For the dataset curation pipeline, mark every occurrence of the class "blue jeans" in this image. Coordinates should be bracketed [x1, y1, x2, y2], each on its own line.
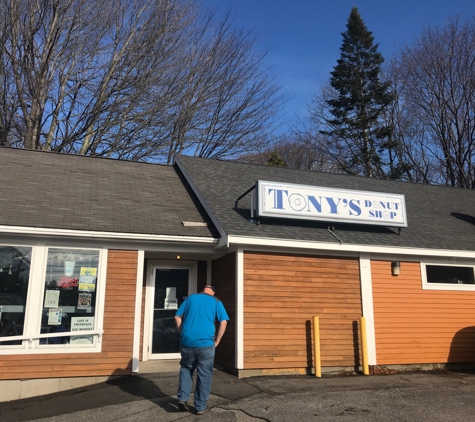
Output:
[177, 344, 215, 411]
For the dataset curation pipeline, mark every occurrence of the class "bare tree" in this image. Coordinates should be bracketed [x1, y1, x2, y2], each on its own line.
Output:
[0, 0, 283, 162]
[379, 62, 440, 184]
[394, 16, 475, 187]
[165, 10, 283, 163]
[237, 132, 337, 172]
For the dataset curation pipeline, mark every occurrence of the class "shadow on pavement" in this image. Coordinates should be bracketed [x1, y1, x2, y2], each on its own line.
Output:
[0, 372, 180, 422]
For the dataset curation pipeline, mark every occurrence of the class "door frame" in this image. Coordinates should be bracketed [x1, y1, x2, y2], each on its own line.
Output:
[143, 260, 197, 360]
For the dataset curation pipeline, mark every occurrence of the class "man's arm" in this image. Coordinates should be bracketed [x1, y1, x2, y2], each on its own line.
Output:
[214, 320, 227, 347]
[175, 315, 183, 334]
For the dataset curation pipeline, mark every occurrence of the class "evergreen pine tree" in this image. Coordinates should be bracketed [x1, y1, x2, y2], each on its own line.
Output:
[267, 151, 287, 168]
[321, 7, 396, 178]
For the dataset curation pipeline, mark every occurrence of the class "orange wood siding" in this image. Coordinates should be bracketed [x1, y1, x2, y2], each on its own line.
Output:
[0, 250, 138, 380]
[243, 252, 362, 370]
[372, 260, 475, 365]
[212, 253, 236, 368]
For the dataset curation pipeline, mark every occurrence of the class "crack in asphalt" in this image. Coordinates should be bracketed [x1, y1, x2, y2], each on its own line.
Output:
[225, 407, 271, 421]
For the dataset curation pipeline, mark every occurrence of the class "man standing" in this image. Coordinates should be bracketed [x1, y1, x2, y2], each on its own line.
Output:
[174, 284, 229, 415]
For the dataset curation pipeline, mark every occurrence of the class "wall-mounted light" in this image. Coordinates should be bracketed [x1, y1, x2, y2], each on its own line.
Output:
[176, 255, 181, 260]
[391, 261, 400, 276]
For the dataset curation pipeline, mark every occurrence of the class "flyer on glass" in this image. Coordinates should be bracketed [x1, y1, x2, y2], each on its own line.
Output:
[70, 316, 95, 344]
[44, 290, 60, 308]
[48, 308, 62, 325]
[78, 267, 97, 292]
[77, 292, 92, 310]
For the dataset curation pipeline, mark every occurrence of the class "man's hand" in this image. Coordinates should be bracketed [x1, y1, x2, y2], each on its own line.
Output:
[174, 315, 183, 334]
[214, 320, 227, 348]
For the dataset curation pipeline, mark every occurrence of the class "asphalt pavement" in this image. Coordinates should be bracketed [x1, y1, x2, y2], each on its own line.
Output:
[2, 368, 475, 421]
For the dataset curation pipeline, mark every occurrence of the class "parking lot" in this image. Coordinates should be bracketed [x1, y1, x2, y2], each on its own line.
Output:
[2, 368, 475, 421]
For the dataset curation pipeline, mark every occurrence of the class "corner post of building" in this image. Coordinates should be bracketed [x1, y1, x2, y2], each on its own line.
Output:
[236, 248, 244, 371]
[359, 254, 377, 370]
[132, 250, 145, 373]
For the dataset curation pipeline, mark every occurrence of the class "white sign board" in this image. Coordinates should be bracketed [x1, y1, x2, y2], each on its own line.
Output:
[70, 316, 95, 345]
[257, 180, 407, 227]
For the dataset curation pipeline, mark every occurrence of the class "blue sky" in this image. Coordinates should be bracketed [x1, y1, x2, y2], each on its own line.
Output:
[201, 0, 475, 131]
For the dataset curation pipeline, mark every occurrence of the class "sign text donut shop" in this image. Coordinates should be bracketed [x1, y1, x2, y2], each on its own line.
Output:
[257, 181, 407, 227]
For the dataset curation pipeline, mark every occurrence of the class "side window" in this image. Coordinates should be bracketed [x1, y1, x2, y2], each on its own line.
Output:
[41, 248, 100, 346]
[426, 265, 474, 285]
[0, 246, 32, 345]
[422, 262, 475, 291]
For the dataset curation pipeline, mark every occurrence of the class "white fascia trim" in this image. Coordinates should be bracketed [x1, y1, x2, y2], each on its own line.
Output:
[174, 157, 229, 248]
[132, 250, 145, 373]
[0, 225, 218, 244]
[227, 235, 475, 259]
[359, 255, 376, 365]
[236, 248, 244, 369]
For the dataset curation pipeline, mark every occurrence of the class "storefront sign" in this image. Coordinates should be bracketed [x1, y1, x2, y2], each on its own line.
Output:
[257, 180, 407, 227]
[70, 316, 94, 344]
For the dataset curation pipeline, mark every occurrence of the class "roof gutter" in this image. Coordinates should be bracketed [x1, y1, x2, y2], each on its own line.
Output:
[0, 225, 218, 244]
[226, 235, 475, 259]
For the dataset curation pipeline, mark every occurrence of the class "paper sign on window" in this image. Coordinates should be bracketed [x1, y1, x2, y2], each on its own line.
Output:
[44, 290, 60, 308]
[48, 308, 62, 325]
[70, 316, 94, 344]
[164, 287, 178, 309]
[78, 267, 97, 292]
[77, 293, 92, 311]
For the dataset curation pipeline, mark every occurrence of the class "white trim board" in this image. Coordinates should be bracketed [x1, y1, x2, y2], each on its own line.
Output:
[132, 250, 145, 373]
[226, 235, 475, 259]
[236, 249, 244, 369]
[359, 255, 377, 365]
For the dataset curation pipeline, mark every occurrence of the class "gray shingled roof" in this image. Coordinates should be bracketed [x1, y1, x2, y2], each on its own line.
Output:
[0, 147, 218, 239]
[175, 155, 475, 251]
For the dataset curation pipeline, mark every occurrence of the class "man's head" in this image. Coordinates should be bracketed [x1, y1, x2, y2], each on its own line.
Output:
[203, 284, 215, 296]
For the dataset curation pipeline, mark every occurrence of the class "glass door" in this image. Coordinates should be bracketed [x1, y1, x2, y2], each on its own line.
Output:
[151, 268, 190, 356]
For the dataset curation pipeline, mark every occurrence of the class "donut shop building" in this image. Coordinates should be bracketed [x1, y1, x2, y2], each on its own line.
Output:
[2, 147, 475, 400]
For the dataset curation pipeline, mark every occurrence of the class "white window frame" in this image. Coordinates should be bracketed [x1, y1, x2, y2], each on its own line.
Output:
[0, 245, 107, 355]
[421, 258, 475, 292]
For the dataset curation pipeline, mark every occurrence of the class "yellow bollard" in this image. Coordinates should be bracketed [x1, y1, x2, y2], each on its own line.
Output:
[313, 316, 321, 377]
[360, 316, 369, 375]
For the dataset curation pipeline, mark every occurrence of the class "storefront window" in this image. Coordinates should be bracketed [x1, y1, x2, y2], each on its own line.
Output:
[41, 248, 100, 346]
[0, 246, 32, 345]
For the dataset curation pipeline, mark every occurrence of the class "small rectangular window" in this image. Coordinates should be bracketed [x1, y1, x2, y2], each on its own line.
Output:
[426, 265, 475, 285]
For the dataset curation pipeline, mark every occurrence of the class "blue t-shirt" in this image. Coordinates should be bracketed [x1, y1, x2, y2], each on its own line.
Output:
[176, 293, 229, 347]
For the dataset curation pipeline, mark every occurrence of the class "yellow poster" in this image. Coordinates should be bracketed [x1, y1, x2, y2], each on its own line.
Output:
[78, 267, 97, 292]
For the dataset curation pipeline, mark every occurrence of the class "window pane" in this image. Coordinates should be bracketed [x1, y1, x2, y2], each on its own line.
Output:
[426, 265, 475, 285]
[41, 248, 99, 345]
[0, 246, 32, 346]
